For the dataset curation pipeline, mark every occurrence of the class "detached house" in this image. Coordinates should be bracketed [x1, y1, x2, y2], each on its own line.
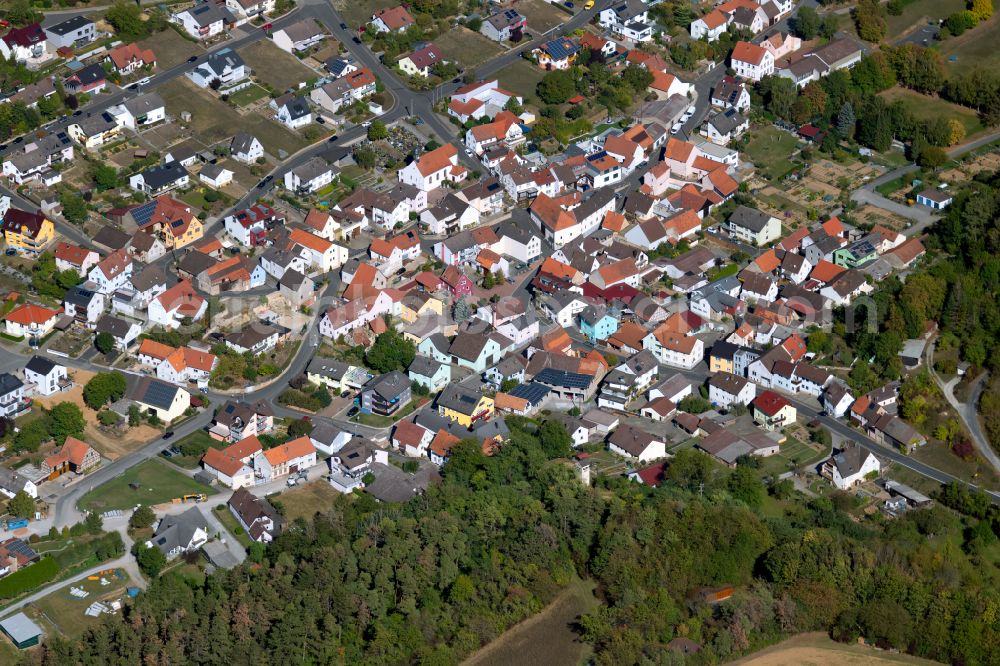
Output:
[371, 6, 415, 33]
[210, 400, 274, 442]
[2, 208, 54, 257]
[731, 41, 774, 81]
[186, 50, 248, 89]
[691, 9, 731, 41]
[173, 4, 228, 40]
[607, 425, 665, 462]
[399, 44, 443, 78]
[708, 371, 756, 409]
[727, 205, 781, 245]
[129, 161, 189, 195]
[44, 16, 96, 50]
[272, 20, 325, 53]
[283, 157, 334, 195]
[273, 94, 312, 129]
[481, 9, 526, 42]
[397, 144, 466, 192]
[230, 132, 264, 164]
[148, 279, 206, 329]
[87, 248, 133, 295]
[532, 37, 580, 70]
[105, 42, 156, 75]
[822, 443, 880, 489]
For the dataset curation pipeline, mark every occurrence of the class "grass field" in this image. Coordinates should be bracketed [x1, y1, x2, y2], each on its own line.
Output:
[938, 13, 1000, 74]
[517, 0, 572, 33]
[159, 78, 308, 158]
[743, 127, 801, 180]
[229, 83, 270, 107]
[277, 481, 342, 522]
[463, 577, 599, 666]
[434, 28, 504, 70]
[734, 631, 942, 665]
[29, 569, 132, 639]
[495, 59, 546, 104]
[80, 459, 214, 512]
[886, 0, 964, 41]
[138, 28, 202, 70]
[879, 87, 983, 139]
[756, 437, 827, 478]
[171, 430, 225, 469]
[240, 41, 317, 92]
[913, 440, 1000, 491]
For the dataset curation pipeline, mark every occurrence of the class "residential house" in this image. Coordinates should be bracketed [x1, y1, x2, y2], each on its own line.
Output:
[730, 41, 774, 81]
[148, 279, 207, 329]
[256, 436, 317, 482]
[64, 63, 106, 95]
[690, 9, 731, 41]
[399, 44, 443, 78]
[230, 132, 264, 164]
[711, 76, 751, 111]
[2, 208, 54, 257]
[223, 322, 285, 355]
[702, 108, 749, 145]
[361, 371, 412, 416]
[173, 4, 228, 40]
[272, 20, 325, 53]
[44, 16, 96, 49]
[0, 373, 27, 418]
[397, 144, 466, 192]
[224, 203, 281, 247]
[23, 356, 67, 397]
[110, 92, 166, 130]
[599, 0, 655, 42]
[147, 508, 208, 559]
[0, 23, 47, 64]
[289, 228, 348, 272]
[437, 383, 494, 428]
[532, 37, 580, 70]
[95, 314, 142, 351]
[128, 161, 189, 195]
[87, 248, 133, 295]
[822, 443, 880, 489]
[228, 487, 282, 542]
[225, 0, 275, 24]
[408, 356, 450, 392]
[63, 285, 104, 327]
[751, 390, 795, 431]
[283, 157, 334, 195]
[310, 67, 377, 113]
[130, 376, 190, 422]
[186, 50, 248, 89]
[273, 94, 312, 129]
[4, 304, 61, 339]
[209, 400, 274, 442]
[708, 371, 755, 409]
[916, 189, 952, 210]
[481, 9, 526, 41]
[40, 436, 99, 479]
[727, 205, 781, 245]
[823, 382, 854, 419]
[371, 6, 415, 33]
[105, 42, 156, 75]
[607, 425, 665, 462]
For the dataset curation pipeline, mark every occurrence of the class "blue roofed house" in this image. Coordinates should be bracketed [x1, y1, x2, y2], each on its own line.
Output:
[417, 333, 451, 364]
[578, 304, 619, 344]
[408, 355, 450, 392]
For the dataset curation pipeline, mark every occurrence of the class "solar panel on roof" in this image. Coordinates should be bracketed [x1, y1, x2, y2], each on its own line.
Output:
[141, 380, 177, 409]
[535, 368, 592, 389]
[509, 382, 550, 404]
[131, 200, 157, 228]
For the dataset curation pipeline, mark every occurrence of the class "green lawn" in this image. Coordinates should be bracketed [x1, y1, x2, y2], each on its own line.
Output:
[495, 59, 547, 104]
[743, 126, 801, 181]
[212, 507, 252, 548]
[229, 83, 269, 107]
[80, 460, 214, 512]
[172, 430, 225, 469]
[939, 13, 1000, 75]
[879, 87, 983, 139]
[885, 0, 965, 40]
[875, 176, 909, 196]
[756, 437, 826, 478]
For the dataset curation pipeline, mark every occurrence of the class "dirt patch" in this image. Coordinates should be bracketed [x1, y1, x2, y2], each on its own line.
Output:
[462, 578, 599, 666]
[30, 369, 160, 461]
[239, 40, 318, 92]
[852, 204, 911, 232]
[733, 632, 941, 665]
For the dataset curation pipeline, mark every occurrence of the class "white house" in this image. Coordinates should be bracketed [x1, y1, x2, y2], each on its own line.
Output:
[272, 20, 325, 53]
[731, 41, 774, 82]
[273, 95, 312, 129]
[225, 0, 275, 24]
[398, 44, 443, 78]
[283, 157, 334, 195]
[690, 9, 731, 41]
[109, 93, 166, 130]
[199, 163, 234, 189]
[148, 280, 207, 329]
[728, 205, 781, 246]
[254, 436, 317, 481]
[708, 371, 756, 409]
[87, 249, 133, 295]
[172, 4, 227, 40]
[607, 425, 666, 463]
[230, 132, 264, 164]
[186, 50, 248, 89]
[701, 108, 749, 145]
[23, 356, 67, 397]
[822, 444, 880, 489]
[397, 144, 466, 192]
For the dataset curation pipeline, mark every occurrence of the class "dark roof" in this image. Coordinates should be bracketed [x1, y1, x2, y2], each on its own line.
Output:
[96, 314, 133, 338]
[436, 384, 483, 415]
[1, 208, 46, 237]
[364, 370, 410, 401]
[46, 15, 94, 36]
[24, 354, 57, 375]
[131, 376, 181, 410]
[0, 372, 24, 395]
[137, 161, 187, 190]
[131, 263, 167, 292]
[728, 205, 773, 233]
[68, 63, 106, 86]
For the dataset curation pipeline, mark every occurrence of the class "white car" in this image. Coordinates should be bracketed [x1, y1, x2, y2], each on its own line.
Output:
[361, 121, 371, 128]
[671, 124, 682, 135]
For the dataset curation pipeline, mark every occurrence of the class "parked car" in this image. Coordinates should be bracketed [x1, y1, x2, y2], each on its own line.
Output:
[340, 390, 351, 398]
[564, 1, 574, 7]
[188, 55, 198, 62]
[347, 406, 359, 417]
[162, 431, 175, 440]
[340, 22, 347, 29]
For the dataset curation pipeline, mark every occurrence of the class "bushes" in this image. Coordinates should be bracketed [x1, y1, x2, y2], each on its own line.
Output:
[0, 557, 59, 599]
[278, 385, 331, 412]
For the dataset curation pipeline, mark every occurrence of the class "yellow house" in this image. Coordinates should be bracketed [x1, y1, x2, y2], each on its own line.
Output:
[437, 385, 495, 428]
[399, 291, 445, 323]
[709, 341, 739, 375]
[2, 208, 54, 256]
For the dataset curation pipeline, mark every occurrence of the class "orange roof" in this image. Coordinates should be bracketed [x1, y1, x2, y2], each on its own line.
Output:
[262, 436, 315, 466]
[602, 210, 628, 232]
[810, 259, 845, 283]
[414, 144, 457, 177]
[155, 279, 204, 316]
[531, 192, 576, 231]
[183, 347, 216, 372]
[664, 210, 701, 237]
[164, 347, 185, 373]
[350, 262, 381, 287]
[44, 436, 93, 470]
[494, 392, 529, 412]
[540, 257, 578, 281]
[194, 237, 223, 255]
[604, 135, 640, 161]
[430, 429, 460, 458]
[650, 69, 678, 94]
[93, 248, 130, 280]
[477, 248, 501, 269]
[53, 242, 93, 267]
[148, 196, 196, 238]
[304, 209, 331, 233]
[201, 446, 245, 477]
[706, 168, 738, 197]
[138, 338, 176, 360]
[754, 249, 781, 273]
[731, 322, 753, 341]
[541, 328, 572, 353]
[108, 42, 155, 70]
[6, 303, 61, 325]
[289, 227, 332, 253]
[851, 395, 871, 415]
[374, 5, 414, 30]
[693, 156, 727, 173]
[821, 217, 844, 237]
[583, 349, 609, 372]
[732, 41, 767, 66]
[781, 334, 807, 362]
[597, 257, 638, 285]
[224, 435, 263, 460]
[664, 138, 694, 163]
[778, 227, 809, 251]
[700, 8, 729, 30]
[370, 238, 395, 257]
[608, 321, 647, 350]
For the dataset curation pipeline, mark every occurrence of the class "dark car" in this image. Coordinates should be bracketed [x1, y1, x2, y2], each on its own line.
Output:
[12, 137, 22, 144]
[340, 390, 351, 398]
[0, 144, 6, 151]
[72, 110, 83, 116]
[564, 1, 574, 6]
[162, 431, 175, 440]
[327, 134, 339, 142]
[347, 406, 359, 417]
[352, 36, 361, 44]
[188, 55, 198, 62]
[340, 22, 347, 29]
[127, 84, 138, 91]
[315, 116, 325, 124]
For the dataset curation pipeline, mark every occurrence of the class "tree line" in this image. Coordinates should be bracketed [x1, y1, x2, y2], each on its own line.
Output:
[28, 412, 1000, 665]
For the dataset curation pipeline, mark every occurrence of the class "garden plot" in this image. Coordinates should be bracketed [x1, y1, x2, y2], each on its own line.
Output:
[852, 204, 911, 232]
[807, 158, 884, 192]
